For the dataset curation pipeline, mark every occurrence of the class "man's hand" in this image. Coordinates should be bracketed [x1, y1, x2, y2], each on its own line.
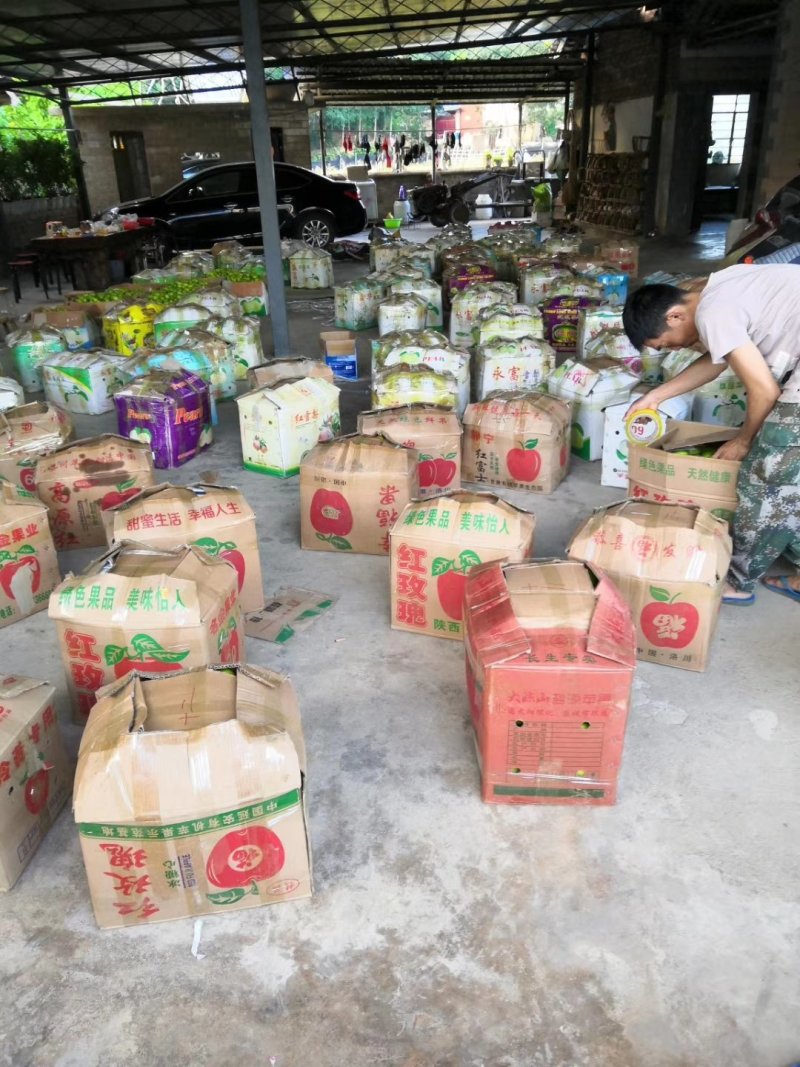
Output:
[714, 436, 751, 462]
[626, 391, 661, 417]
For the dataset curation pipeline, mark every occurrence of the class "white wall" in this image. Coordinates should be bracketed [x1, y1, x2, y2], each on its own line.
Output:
[591, 96, 653, 153]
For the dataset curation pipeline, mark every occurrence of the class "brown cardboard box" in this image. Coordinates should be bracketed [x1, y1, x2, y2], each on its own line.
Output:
[73, 665, 311, 929]
[390, 491, 535, 640]
[35, 434, 155, 550]
[568, 500, 732, 672]
[358, 405, 463, 499]
[0, 483, 60, 629]
[462, 391, 571, 493]
[0, 402, 73, 493]
[103, 483, 265, 613]
[628, 421, 741, 523]
[0, 675, 72, 891]
[319, 330, 356, 357]
[464, 559, 636, 805]
[247, 358, 334, 390]
[49, 542, 244, 723]
[300, 434, 419, 556]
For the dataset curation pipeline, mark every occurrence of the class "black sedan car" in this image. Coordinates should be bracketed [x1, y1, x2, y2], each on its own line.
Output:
[99, 161, 367, 253]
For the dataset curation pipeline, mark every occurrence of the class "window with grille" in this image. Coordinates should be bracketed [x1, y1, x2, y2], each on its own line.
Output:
[709, 94, 750, 166]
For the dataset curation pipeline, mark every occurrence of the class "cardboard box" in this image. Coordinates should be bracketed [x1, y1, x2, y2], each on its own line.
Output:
[102, 303, 160, 355]
[0, 483, 60, 628]
[389, 277, 443, 328]
[0, 378, 24, 413]
[577, 305, 624, 358]
[464, 559, 636, 805]
[289, 248, 334, 289]
[568, 501, 731, 671]
[30, 304, 97, 350]
[473, 304, 545, 346]
[372, 330, 470, 415]
[42, 350, 131, 415]
[248, 358, 334, 391]
[0, 402, 73, 493]
[114, 370, 213, 469]
[36, 435, 156, 550]
[462, 391, 572, 493]
[152, 303, 213, 342]
[103, 483, 265, 613]
[0, 675, 72, 891]
[540, 296, 603, 356]
[223, 278, 269, 317]
[378, 294, 428, 337]
[334, 280, 382, 331]
[390, 492, 535, 640]
[73, 665, 311, 928]
[628, 421, 741, 523]
[601, 387, 694, 489]
[50, 542, 244, 722]
[206, 316, 264, 381]
[319, 330, 358, 381]
[236, 377, 341, 479]
[546, 357, 640, 461]
[449, 283, 517, 349]
[300, 434, 419, 555]
[357, 404, 462, 498]
[582, 326, 643, 377]
[473, 337, 556, 401]
[693, 370, 747, 428]
[6, 327, 66, 392]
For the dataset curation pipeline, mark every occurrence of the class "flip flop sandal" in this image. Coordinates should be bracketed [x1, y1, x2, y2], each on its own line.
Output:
[722, 591, 756, 606]
[761, 576, 800, 603]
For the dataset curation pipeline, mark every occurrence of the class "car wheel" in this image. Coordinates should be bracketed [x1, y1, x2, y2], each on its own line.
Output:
[297, 212, 335, 250]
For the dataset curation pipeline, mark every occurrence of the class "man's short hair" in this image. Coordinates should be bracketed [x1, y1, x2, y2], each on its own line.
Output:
[622, 284, 687, 349]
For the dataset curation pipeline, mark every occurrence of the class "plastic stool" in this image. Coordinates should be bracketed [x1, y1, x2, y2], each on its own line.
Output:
[8, 257, 48, 302]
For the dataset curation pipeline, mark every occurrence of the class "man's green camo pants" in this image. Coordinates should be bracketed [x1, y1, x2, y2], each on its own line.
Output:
[729, 401, 800, 592]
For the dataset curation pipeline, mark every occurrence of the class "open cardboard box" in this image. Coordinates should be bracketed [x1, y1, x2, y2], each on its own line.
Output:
[73, 665, 312, 928]
[464, 558, 636, 805]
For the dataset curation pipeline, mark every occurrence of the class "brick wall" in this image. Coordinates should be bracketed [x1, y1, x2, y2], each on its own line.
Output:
[756, 0, 800, 204]
[73, 101, 311, 213]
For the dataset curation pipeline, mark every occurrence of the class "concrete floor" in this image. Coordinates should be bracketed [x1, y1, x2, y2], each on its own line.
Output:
[1, 222, 798, 1067]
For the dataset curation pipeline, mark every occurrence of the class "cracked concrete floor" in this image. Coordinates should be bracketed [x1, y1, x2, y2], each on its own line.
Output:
[0, 222, 797, 1067]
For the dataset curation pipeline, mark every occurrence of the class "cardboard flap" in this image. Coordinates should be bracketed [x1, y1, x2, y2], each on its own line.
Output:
[585, 568, 637, 668]
[304, 432, 417, 474]
[0, 674, 51, 700]
[504, 560, 596, 630]
[464, 561, 532, 665]
[659, 421, 739, 451]
[0, 482, 48, 514]
[465, 390, 571, 436]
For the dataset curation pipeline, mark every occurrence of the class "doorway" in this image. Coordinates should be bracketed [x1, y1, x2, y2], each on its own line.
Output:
[110, 131, 151, 202]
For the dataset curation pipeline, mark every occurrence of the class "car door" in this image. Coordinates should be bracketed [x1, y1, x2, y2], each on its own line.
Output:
[162, 167, 251, 246]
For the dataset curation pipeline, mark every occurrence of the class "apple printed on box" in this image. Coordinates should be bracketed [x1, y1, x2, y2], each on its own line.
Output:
[0, 402, 74, 493]
[568, 500, 732, 672]
[0, 483, 60, 630]
[390, 491, 535, 641]
[102, 482, 265, 613]
[73, 665, 311, 928]
[0, 675, 72, 891]
[35, 434, 155, 550]
[49, 542, 244, 723]
[462, 391, 572, 494]
[300, 434, 419, 556]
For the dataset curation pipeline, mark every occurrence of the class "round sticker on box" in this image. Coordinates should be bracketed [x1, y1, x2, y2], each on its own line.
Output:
[625, 407, 667, 445]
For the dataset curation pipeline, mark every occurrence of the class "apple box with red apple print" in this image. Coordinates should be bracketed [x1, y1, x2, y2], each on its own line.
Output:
[462, 391, 572, 494]
[0, 483, 60, 629]
[568, 500, 732, 672]
[0, 401, 73, 493]
[0, 675, 72, 891]
[391, 491, 535, 640]
[36, 434, 155, 550]
[73, 665, 311, 928]
[464, 559, 636, 806]
[101, 482, 265, 613]
[358, 404, 462, 500]
[300, 434, 419, 555]
[49, 542, 244, 723]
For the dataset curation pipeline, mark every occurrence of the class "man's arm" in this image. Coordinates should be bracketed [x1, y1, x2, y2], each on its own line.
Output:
[627, 352, 727, 416]
[715, 342, 781, 461]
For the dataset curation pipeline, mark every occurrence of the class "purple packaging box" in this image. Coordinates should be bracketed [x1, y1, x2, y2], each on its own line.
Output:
[541, 296, 602, 355]
[114, 369, 212, 468]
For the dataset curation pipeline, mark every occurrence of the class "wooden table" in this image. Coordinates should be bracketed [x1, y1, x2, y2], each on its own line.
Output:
[29, 228, 153, 292]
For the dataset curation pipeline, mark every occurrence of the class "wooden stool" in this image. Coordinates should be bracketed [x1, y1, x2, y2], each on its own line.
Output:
[8, 256, 49, 302]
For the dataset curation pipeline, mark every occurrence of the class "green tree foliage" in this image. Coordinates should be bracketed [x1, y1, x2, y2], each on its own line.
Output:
[0, 93, 76, 198]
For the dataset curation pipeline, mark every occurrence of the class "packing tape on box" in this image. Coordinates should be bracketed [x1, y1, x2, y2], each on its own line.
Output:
[625, 407, 667, 446]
